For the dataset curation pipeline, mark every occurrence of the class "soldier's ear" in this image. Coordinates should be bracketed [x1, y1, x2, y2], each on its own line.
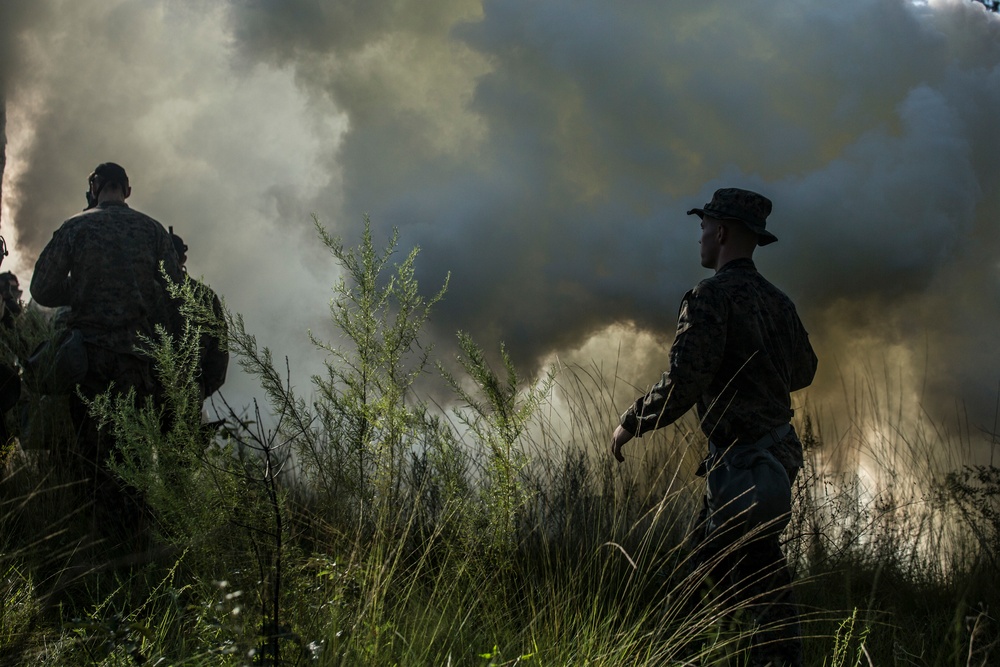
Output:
[124, 185, 132, 199]
[716, 222, 729, 244]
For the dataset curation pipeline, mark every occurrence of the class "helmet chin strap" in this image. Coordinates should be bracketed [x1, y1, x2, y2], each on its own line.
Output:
[90, 176, 108, 199]
[85, 176, 120, 209]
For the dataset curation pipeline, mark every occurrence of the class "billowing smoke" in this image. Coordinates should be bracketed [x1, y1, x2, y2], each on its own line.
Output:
[225, 0, 1000, 428]
[1, 95, 6, 230]
[0, 0, 49, 232]
[0, 2, 344, 406]
[3, 1, 1000, 442]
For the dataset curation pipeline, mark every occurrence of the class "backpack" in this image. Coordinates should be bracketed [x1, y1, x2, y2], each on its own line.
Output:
[23, 328, 88, 395]
[197, 286, 228, 398]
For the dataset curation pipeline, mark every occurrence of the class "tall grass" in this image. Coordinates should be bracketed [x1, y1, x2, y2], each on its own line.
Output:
[0, 218, 996, 665]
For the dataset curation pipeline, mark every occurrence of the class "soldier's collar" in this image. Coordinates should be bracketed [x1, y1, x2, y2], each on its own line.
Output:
[717, 257, 756, 274]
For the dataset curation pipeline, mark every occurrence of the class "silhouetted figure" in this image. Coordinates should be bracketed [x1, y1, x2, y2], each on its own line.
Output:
[611, 188, 817, 666]
[0, 271, 23, 450]
[30, 162, 183, 540]
[170, 230, 228, 404]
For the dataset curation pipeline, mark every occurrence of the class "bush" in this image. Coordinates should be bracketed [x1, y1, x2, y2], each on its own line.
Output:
[0, 217, 997, 665]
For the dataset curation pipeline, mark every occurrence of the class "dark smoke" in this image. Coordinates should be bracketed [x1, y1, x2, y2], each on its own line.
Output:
[3, 0, 1000, 436]
[226, 0, 1000, 425]
[0, 2, 341, 407]
[1, 94, 6, 231]
[0, 0, 48, 233]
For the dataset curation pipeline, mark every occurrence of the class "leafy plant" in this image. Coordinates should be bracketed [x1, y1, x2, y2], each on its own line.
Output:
[441, 332, 552, 556]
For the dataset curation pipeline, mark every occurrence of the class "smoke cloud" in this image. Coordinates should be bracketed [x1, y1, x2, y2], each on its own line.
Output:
[3, 0, 1000, 442]
[0, 0, 50, 230]
[1, 2, 345, 404]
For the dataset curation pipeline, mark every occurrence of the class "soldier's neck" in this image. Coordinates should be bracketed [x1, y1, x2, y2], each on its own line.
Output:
[97, 190, 127, 205]
[713, 249, 754, 273]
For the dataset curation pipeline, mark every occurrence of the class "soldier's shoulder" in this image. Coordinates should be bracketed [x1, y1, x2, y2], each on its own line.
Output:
[691, 272, 728, 298]
[58, 210, 95, 228]
[715, 264, 782, 294]
[62, 204, 136, 227]
[686, 275, 729, 311]
[45, 211, 94, 242]
[755, 272, 797, 305]
[129, 206, 162, 224]
[109, 207, 171, 239]
[135, 210, 171, 236]
[114, 204, 162, 225]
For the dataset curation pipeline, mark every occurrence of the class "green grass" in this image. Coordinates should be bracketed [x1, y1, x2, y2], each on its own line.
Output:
[0, 218, 997, 665]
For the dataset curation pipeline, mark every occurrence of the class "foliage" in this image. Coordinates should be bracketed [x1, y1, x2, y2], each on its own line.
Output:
[295, 215, 450, 532]
[440, 332, 553, 556]
[88, 276, 244, 552]
[0, 218, 997, 665]
[941, 464, 1000, 571]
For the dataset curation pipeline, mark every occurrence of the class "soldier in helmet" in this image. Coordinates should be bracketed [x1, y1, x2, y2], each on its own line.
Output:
[0, 271, 23, 450]
[170, 230, 228, 405]
[0, 272, 23, 327]
[30, 162, 183, 525]
[610, 188, 817, 666]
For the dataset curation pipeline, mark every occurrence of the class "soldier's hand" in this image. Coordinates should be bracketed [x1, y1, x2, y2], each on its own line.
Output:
[610, 425, 634, 463]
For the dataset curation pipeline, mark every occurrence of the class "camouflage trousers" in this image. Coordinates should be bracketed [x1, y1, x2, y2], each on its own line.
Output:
[70, 344, 158, 454]
[67, 345, 161, 547]
[691, 462, 803, 667]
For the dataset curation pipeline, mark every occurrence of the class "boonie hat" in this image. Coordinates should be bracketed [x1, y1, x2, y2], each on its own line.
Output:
[687, 187, 777, 246]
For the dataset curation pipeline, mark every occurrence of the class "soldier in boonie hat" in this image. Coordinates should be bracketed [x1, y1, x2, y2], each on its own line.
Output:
[611, 184, 815, 665]
[686, 187, 777, 246]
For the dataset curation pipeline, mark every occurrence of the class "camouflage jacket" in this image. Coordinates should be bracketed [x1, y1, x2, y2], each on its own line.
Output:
[620, 258, 817, 449]
[30, 201, 183, 355]
[188, 276, 229, 399]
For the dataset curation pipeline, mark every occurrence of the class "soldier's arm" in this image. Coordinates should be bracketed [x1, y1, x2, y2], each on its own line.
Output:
[29, 230, 72, 307]
[610, 424, 633, 462]
[619, 283, 727, 437]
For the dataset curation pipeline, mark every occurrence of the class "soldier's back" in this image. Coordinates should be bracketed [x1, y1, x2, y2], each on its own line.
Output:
[38, 202, 182, 353]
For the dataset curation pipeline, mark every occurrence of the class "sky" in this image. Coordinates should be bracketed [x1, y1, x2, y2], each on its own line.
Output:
[2, 0, 1000, 457]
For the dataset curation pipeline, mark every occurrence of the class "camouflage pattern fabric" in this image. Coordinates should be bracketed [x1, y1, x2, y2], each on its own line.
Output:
[620, 257, 816, 666]
[189, 277, 229, 400]
[28, 201, 179, 545]
[687, 187, 778, 245]
[66, 344, 156, 545]
[691, 447, 805, 666]
[30, 201, 183, 355]
[620, 257, 816, 450]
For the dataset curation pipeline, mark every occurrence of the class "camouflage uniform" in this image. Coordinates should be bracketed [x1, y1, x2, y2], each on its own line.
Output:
[0, 273, 23, 448]
[620, 257, 817, 666]
[30, 200, 182, 515]
[169, 231, 228, 403]
[31, 201, 182, 357]
[620, 258, 815, 453]
[187, 276, 229, 402]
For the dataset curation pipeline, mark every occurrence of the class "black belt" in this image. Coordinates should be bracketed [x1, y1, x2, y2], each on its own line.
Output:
[709, 423, 792, 457]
